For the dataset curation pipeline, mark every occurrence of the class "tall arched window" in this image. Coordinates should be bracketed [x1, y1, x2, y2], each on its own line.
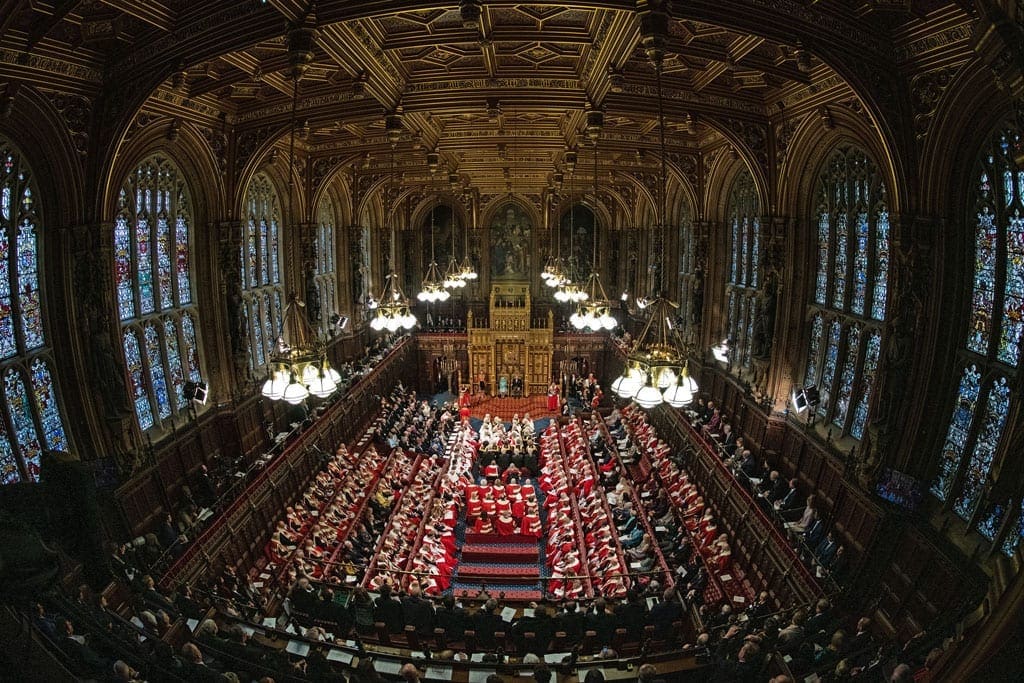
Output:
[725, 170, 760, 372]
[677, 202, 701, 329]
[933, 126, 1022, 553]
[803, 147, 889, 438]
[243, 174, 283, 371]
[115, 156, 202, 432]
[314, 199, 337, 334]
[0, 138, 71, 483]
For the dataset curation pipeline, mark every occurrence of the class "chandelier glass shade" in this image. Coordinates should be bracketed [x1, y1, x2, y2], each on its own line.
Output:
[443, 256, 466, 289]
[417, 260, 450, 303]
[570, 272, 618, 330]
[418, 206, 451, 302]
[262, 295, 340, 403]
[614, 296, 697, 409]
[371, 137, 417, 332]
[371, 272, 417, 332]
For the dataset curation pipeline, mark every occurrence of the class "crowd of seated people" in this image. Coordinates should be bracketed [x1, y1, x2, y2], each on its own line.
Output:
[682, 399, 852, 584]
[39, 386, 948, 682]
[607, 407, 742, 608]
[476, 413, 539, 476]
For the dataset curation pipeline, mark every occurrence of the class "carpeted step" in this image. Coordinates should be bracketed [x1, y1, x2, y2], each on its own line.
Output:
[461, 543, 541, 564]
[456, 562, 541, 585]
[450, 582, 543, 601]
[463, 532, 538, 545]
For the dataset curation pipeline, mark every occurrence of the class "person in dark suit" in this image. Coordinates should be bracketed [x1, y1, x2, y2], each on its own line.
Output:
[555, 602, 586, 643]
[402, 584, 436, 636]
[804, 598, 833, 645]
[614, 589, 648, 641]
[646, 588, 681, 641]
[472, 599, 503, 649]
[435, 595, 467, 641]
[802, 518, 826, 549]
[814, 532, 839, 568]
[774, 479, 799, 511]
[585, 598, 615, 645]
[374, 584, 405, 634]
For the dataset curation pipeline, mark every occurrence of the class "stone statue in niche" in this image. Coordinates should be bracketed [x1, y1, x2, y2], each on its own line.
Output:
[490, 203, 531, 278]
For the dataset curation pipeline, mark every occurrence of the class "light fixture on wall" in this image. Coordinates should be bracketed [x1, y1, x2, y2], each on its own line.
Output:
[370, 128, 417, 332]
[613, 46, 697, 409]
[571, 123, 617, 331]
[418, 204, 450, 303]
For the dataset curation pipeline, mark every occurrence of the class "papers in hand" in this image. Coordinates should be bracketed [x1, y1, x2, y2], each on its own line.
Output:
[500, 606, 517, 622]
[732, 595, 746, 603]
[285, 640, 310, 657]
[522, 608, 535, 618]
[720, 574, 733, 581]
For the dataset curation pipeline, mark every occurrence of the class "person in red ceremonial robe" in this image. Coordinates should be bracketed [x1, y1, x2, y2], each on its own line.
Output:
[495, 510, 516, 535]
[495, 492, 512, 516]
[522, 511, 542, 537]
[466, 490, 482, 523]
[474, 512, 494, 534]
[459, 387, 472, 420]
[484, 462, 500, 479]
[547, 382, 560, 412]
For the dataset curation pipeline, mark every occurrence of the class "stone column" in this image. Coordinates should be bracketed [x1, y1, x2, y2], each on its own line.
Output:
[218, 219, 250, 395]
[66, 222, 141, 471]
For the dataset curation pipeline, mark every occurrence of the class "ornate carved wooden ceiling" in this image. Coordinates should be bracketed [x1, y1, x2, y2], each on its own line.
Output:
[0, 0, 978, 200]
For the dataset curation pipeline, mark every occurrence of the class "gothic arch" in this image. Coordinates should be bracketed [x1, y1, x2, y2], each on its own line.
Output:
[918, 61, 1017, 218]
[0, 86, 85, 228]
[102, 118, 225, 229]
[480, 195, 542, 230]
[232, 126, 298, 220]
[780, 110, 900, 219]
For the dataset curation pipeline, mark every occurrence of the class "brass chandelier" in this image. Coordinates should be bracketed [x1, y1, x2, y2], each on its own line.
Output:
[612, 52, 697, 409]
[370, 126, 417, 332]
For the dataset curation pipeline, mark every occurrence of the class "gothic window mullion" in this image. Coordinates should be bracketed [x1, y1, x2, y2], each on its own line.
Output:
[844, 326, 870, 436]
[0, 381, 27, 482]
[827, 326, 851, 425]
[945, 378, 993, 514]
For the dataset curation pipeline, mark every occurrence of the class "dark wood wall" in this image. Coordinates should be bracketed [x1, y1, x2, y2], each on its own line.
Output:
[695, 364, 985, 640]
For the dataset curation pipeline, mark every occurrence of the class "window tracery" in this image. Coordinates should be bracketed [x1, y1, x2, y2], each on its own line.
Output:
[803, 147, 888, 437]
[0, 139, 70, 483]
[116, 156, 202, 432]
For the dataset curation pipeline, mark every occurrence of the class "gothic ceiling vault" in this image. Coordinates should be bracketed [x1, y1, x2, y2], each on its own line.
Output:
[0, 0, 985, 221]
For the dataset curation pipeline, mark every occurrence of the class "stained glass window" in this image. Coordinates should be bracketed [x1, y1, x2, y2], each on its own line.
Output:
[1002, 501, 1024, 556]
[977, 503, 1005, 541]
[805, 314, 824, 387]
[955, 377, 1011, 520]
[851, 331, 881, 439]
[124, 330, 153, 431]
[0, 138, 71, 484]
[818, 320, 842, 418]
[243, 174, 284, 372]
[5, 368, 41, 481]
[931, 365, 981, 500]
[726, 170, 761, 377]
[806, 147, 889, 437]
[117, 156, 202, 432]
[873, 210, 890, 320]
[936, 127, 1023, 544]
[314, 199, 338, 334]
[832, 327, 860, 428]
[815, 212, 829, 305]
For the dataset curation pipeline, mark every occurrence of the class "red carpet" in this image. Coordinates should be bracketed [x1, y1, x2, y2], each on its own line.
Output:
[468, 395, 551, 421]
